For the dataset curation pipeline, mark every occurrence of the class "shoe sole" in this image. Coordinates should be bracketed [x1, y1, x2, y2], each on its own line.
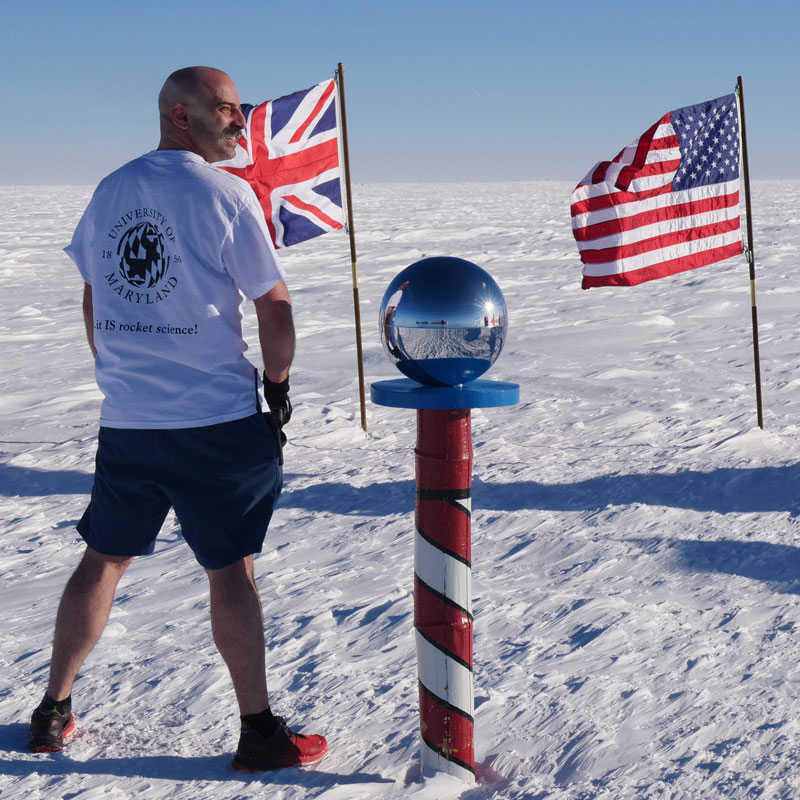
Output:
[231, 745, 328, 772]
[29, 715, 75, 753]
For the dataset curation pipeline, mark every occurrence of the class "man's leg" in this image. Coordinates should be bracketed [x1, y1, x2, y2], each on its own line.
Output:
[30, 546, 132, 752]
[206, 554, 269, 716]
[208, 555, 328, 771]
[47, 546, 133, 701]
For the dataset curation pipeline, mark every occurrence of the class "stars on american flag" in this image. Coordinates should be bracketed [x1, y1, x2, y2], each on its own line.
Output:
[672, 94, 740, 190]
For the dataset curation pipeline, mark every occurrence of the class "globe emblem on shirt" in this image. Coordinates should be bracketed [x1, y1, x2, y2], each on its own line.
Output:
[117, 222, 171, 288]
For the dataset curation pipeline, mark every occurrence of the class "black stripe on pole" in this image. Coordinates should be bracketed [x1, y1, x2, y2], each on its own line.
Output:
[418, 681, 475, 723]
[416, 628, 474, 671]
[415, 525, 472, 566]
[416, 575, 474, 620]
[416, 487, 472, 514]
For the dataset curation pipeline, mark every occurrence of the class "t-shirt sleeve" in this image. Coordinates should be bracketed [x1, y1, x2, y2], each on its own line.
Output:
[221, 193, 286, 299]
[63, 206, 93, 284]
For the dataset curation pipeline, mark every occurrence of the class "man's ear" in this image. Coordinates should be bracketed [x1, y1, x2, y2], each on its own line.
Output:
[170, 103, 190, 130]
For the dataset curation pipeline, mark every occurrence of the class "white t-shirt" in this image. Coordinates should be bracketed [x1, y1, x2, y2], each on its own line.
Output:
[65, 150, 285, 429]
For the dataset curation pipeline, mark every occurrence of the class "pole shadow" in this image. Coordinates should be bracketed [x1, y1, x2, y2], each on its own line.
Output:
[471, 463, 800, 516]
[276, 462, 800, 518]
[630, 537, 800, 594]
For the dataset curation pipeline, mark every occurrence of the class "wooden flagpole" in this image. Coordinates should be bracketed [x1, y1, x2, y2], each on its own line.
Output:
[736, 75, 764, 429]
[336, 62, 368, 432]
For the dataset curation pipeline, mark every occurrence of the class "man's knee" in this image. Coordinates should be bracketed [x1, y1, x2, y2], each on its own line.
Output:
[71, 547, 133, 583]
[84, 546, 133, 567]
[206, 556, 258, 594]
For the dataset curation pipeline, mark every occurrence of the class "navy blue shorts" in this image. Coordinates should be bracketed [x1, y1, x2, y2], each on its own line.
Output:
[77, 413, 283, 570]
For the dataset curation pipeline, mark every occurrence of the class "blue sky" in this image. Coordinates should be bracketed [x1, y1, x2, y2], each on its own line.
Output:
[2, 0, 796, 184]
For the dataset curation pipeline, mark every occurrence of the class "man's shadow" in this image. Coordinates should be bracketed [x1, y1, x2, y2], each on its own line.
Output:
[0, 464, 92, 497]
[0, 723, 392, 786]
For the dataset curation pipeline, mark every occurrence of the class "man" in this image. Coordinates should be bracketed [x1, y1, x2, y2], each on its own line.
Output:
[382, 280, 409, 359]
[27, 66, 327, 772]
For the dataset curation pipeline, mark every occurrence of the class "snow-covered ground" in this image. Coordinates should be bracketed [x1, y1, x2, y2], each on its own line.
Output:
[2, 180, 800, 799]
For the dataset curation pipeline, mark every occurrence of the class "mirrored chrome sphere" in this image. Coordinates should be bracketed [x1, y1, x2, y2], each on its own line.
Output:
[378, 256, 508, 386]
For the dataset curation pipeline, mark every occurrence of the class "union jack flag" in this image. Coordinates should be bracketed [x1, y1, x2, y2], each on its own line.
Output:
[218, 79, 345, 248]
[571, 92, 742, 288]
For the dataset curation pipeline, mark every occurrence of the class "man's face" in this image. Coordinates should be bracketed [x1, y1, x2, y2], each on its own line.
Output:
[185, 74, 247, 163]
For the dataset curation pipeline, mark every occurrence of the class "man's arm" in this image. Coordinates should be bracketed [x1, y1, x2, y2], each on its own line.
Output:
[253, 280, 294, 382]
[82, 282, 97, 358]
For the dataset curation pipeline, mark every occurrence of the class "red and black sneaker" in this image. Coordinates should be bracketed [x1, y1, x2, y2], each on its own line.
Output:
[232, 715, 327, 771]
[29, 705, 75, 753]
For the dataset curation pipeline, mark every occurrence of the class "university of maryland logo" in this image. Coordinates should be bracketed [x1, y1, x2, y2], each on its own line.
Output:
[117, 221, 170, 288]
[104, 209, 180, 304]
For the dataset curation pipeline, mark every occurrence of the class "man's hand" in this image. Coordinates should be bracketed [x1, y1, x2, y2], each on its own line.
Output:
[263, 373, 291, 445]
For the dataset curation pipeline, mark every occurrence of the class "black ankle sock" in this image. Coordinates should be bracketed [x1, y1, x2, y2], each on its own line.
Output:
[241, 707, 278, 738]
[41, 692, 72, 716]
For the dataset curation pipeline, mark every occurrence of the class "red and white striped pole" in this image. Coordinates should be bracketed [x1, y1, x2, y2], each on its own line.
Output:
[414, 408, 475, 782]
[371, 374, 518, 785]
[372, 253, 517, 783]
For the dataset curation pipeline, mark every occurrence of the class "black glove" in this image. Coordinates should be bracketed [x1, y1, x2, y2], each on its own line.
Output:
[262, 373, 291, 447]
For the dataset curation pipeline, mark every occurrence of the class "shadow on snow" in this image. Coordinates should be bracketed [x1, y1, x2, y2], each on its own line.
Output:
[631, 537, 800, 594]
[0, 725, 393, 787]
[7, 460, 800, 592]
[274, 462, 800, 517]
[0, 464, 91, 497]
[5, 461, 800, 518]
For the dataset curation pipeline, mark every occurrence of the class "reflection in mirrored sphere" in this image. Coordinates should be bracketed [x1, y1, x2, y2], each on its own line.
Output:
[379, 256, 508, 386]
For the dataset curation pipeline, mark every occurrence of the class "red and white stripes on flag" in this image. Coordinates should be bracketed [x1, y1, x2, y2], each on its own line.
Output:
[571, 93, 743, 288]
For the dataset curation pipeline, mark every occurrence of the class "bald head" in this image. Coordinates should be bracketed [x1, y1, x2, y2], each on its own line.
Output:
[157, 66, 247, 163]
[158, 67, 229, 119]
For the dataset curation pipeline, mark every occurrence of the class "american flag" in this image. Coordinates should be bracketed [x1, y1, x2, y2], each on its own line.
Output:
[218, 79, 345, 248]
[571, 93, 743, 288]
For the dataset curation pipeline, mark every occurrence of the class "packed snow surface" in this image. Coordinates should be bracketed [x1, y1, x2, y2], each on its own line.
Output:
[2, 181, 800, 799]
